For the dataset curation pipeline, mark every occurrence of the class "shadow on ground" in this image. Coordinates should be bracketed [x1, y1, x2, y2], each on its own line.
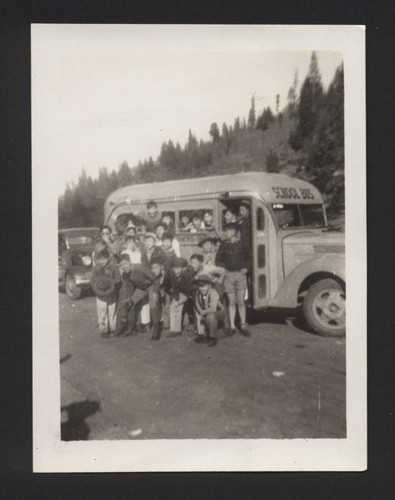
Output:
[60, 354, 71, 364]
[61, 400, 100, 441]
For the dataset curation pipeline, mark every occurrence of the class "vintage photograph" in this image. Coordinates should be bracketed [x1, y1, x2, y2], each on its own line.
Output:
[32, 25, 366, 471]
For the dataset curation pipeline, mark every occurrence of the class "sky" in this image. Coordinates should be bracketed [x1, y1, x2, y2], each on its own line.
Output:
[32, 25, 343, 196]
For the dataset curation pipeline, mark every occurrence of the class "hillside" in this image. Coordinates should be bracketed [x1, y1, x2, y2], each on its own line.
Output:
[59, 53, 344, 229]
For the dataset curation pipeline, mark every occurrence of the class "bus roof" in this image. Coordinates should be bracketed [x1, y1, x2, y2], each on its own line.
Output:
[104, 172, 322, 210]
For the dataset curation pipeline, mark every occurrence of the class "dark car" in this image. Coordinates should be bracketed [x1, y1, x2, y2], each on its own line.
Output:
[58, 227, 100, 299]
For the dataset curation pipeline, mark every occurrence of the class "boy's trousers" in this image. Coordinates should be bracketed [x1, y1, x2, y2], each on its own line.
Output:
[169, 292, 188, 332]
[116, 288, 148, 334]
[96, 297, 117, 334]
[196, 310, 226, 339]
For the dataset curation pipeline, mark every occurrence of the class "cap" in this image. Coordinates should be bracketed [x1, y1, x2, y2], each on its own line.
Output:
[172, 257, 188, 268]
[198, 236, 219, 247]
[195, 274, 213, 285]
[240, 199, 251, 208]
[223, 222, 240, 232]
[144, 232, 157, 241]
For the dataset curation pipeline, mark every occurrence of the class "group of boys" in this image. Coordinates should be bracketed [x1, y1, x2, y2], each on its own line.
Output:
[89, 199, 252, 348]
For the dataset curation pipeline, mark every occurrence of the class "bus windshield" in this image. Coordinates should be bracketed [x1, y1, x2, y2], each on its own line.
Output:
[272, 203, 326, 229]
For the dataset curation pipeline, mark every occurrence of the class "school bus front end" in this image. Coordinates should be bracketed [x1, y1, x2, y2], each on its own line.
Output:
[266, 209, 345, 337]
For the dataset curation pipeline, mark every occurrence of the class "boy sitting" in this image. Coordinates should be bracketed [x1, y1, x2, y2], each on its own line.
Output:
[90, 248, 122, 338]
[116, 253, 154, 337]
[194, 274, 226, 348]
[164, 257, 193, 337]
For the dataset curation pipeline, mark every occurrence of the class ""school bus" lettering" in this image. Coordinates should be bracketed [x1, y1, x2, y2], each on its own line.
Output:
[272, 187, 314, 200]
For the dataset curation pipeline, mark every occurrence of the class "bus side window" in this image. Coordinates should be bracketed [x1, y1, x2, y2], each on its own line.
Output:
[257, 207, 265, 231]
[178, 209, 208, 232]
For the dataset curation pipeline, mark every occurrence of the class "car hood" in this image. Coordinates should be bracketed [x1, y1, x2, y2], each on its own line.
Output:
[281, 230, 345, 278]
[281, 230, 345, 250]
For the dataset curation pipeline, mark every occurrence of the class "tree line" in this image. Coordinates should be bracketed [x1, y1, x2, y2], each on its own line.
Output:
[59, 52, 344, 228]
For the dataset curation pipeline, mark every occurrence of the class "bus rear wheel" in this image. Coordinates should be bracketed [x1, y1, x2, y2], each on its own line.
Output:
[303, 279, 345, 337]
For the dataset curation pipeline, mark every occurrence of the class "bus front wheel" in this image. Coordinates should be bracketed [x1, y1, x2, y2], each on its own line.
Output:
[303, 279, 345, 337]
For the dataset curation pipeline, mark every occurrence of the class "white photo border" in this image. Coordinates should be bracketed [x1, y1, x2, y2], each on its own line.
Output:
[32, 24, 366, 472]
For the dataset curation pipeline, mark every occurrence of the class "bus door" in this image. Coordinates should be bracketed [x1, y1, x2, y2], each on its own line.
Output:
[251, 198, 270, 309]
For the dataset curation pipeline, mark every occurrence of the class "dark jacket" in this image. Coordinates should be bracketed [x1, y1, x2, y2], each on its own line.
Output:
[215, 238, 252, 272]
[119, 264, 154, 302]
[90, 261, 122, 303]
[238, 217, 251, 246]
[161, 248, 178, 271]
[164, 270, 194, 301]
[141, 246, 166, 268]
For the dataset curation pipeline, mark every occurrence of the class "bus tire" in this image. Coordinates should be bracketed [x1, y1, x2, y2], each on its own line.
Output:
[65, 274, 82, 300]
[303, 279, 345, 337]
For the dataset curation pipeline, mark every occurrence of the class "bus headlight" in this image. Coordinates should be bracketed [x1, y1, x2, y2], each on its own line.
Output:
[82, 255, 92, 266]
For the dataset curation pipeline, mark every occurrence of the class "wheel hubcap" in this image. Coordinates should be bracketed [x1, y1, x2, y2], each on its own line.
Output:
[67, 278, 75, 293]
[312, 289, 345, 329]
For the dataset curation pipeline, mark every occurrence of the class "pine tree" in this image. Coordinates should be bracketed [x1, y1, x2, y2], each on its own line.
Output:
[248, 95, 256, 129]
[209, 122, 220, 143]
[117, 161, 133, 187]
[306, 63, 344, 211]
[297, 52, 324, 142]
[287, 69, 299, 122]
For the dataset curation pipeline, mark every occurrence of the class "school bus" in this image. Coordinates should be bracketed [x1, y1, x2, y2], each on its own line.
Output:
[103, 172, 345, 337]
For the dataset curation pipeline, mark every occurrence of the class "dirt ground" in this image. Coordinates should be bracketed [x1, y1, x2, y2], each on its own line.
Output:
[59, 292, 346, 441]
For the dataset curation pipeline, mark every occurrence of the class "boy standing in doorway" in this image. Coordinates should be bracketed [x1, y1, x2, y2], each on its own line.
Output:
[215, 223, 252, 337]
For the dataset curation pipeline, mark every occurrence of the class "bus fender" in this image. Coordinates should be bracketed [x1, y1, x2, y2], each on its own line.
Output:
[269, 254, 345, 308]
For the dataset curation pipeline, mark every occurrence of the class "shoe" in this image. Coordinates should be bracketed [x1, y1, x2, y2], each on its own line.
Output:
[207, 337, 217, 347]
[194, 335, 208, 344]
[223, 328, 236, 337]
[138, 324, 149, 333]
[122, 329, 136, 337]
[101, 332, 110, 339]
[151, 327, 161, 341]
[239, 327, 251, 337]
[167, 331, 181, 338]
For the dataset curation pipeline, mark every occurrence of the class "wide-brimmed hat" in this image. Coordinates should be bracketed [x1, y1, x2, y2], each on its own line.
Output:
[125, 220, 137, 231]
[144, 232, 157, 241]
[194, 274, 213, 285]
[223, 222, 240, 232]
[198, 236, 219, 247]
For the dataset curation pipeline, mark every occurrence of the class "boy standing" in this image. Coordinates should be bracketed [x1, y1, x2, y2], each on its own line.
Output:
[238, 200, 251, 246]
[93, 225, 121, 264]
[198, 236, 219, 266]
[148, 257, 166, 341]
[141, 232, 165, 267]
[121, 235, 142, 264]
[194, 275, 226, 348]
[90, 248, 122, 338]
[215, 223, 252, 337]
